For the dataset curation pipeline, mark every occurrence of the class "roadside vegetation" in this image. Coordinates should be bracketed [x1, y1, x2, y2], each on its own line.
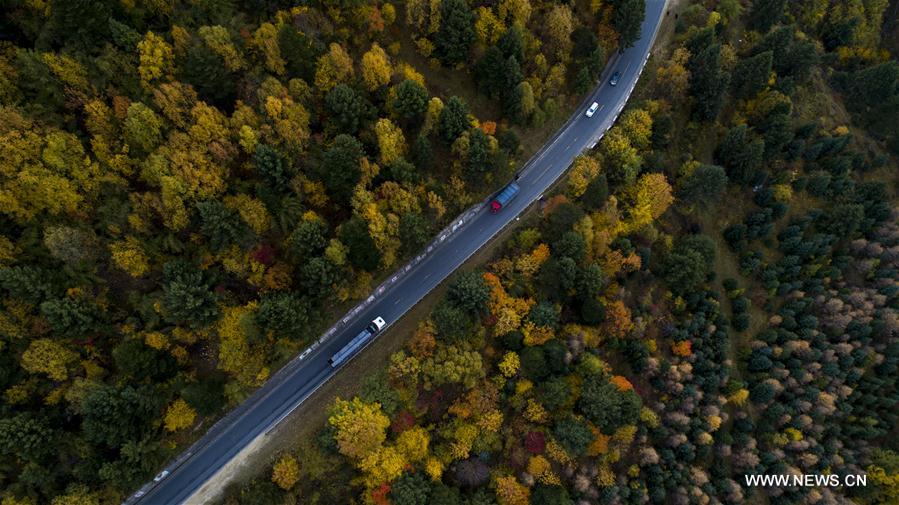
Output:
[227, 1, 899, 504]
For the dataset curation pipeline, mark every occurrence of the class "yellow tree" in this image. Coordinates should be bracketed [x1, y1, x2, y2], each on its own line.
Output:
[361, 43, 393, 91]
[359, 446, 406, 487]
[619, 108, 653, 151]
[109, 237, 151, 277]
[495, 475, 530, 505]
[498, 0, 532, 25]
[253, 23, 285, 74]
[655, 48, 690, 99]
[328, 397, 390, 461]
[164, 398, 197, 432]
[137, 31, 174, 87]
[217, 302, 265, 386]
[198, 25, 245, 71]
[617, 173, 673, 234]
[271, 454, 300, 490]
[568, 155, 601, 198]
[374, 118, 407, 165]
[544, 5, 574, 58]
[20, 338, 78, 381]
[315, 43, 355, 92]
[475, 7, 505, 46]
[395, 425, 430, 463]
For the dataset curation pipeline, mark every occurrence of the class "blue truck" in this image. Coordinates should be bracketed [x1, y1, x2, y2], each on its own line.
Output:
[328, 317, 386, 367]
[490, 182, 521, 213]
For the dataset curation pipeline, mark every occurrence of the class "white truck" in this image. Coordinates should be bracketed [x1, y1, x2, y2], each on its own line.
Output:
[328, 317, 386, 367]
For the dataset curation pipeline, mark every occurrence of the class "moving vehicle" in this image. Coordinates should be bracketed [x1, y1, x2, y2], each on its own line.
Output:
[490, 182, 521, 213]
[610, 71, 621, 86]
[328, 317, 386, 367]
[585, 102, 600, 117]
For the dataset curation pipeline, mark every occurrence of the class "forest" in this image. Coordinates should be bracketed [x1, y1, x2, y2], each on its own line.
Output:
[216, 0, 899, 504]
[0, 0, 648, 502]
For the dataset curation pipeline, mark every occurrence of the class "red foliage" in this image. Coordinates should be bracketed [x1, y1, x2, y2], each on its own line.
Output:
[391, 410, 415, 434]
[371, 483, 391, 505]
[524, 431, 546, 454]
[252, 244, 276, 266]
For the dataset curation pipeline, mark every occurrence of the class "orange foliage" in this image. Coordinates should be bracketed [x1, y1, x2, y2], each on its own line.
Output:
[610, 375, 634, 392]
[408, 321, 437, 358]
[671, 340, 692, 357]
[371, 483, 391, 505]
[587, 427, 610, 456]
[542, 194, 569, 216]
[602, 300, 634, 338]
[480, 121, 497, 135]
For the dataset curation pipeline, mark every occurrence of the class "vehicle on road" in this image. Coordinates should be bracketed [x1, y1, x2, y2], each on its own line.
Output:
[490, 182, 521, 213]
[328, 317, 386, 367]
[585, 102, 600, 117]
[154, 471, 169, 482]
[610, 71, 621, 86]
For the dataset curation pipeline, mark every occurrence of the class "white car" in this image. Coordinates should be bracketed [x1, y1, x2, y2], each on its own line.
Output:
[585, 102, 599, 117]
[154, 470, 170, 482]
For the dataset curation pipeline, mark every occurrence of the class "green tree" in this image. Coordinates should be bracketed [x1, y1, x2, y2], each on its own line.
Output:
[182, 40, 236, 108]
[538, 376, 573, 411]
[0, 266, 58, 304]
[528, 301, 560, 329]
[748, 0, 786, 33]
[340, 217, 381, 271]
[181, 376, 227, 416]
[732, 51, 773, 99]
[659, 234, 715, 295]
[610, 0, 645, 49]
[466, 127, 492, 176]
[289, 219, 329, 259]
[278, 26, 319, 81]
[498, 25, 524, 62]
[162, 261, 219, 328]
[40, 297, 100, 339]
[400, 212, 431, 256]
[688, 38, 730, 121]
[254, 144, 292, 187]
[679, 164, 728, 206]
[82, 384, 163, 447]
[439, 96, 470, 143]
[714, 124, 764, 185]
[579, 376, 642, 432]
[581, 174, 609, 209]
[256, 292, 311, 339]
[197, 201, 251, 250]
[113, 339, 178, 383]
[325, 84, 374, 134]
[448, 270, 490, 315]
[435, 0, 475, 66]
[0, 413, 56, 463]
[432, 300, 473, 343]
[320, 134, 365, 204]
[553, 416, 594, 457]
[475, 46, 506, 98]
[299, 257, 341, 298]
[391, 471, 432, 505]
[392, 79, 429, 125]
[412, 135, 434, 170]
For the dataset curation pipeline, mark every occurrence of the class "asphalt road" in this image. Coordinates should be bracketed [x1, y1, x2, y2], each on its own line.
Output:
[131, 2, 667, 503]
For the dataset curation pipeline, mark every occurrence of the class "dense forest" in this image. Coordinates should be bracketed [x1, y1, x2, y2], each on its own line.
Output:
[0, 0, 649, 502]
[224, 0, 899, 504]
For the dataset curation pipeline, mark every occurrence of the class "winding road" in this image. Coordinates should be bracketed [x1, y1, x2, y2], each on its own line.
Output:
[130, 1, 668, 502]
